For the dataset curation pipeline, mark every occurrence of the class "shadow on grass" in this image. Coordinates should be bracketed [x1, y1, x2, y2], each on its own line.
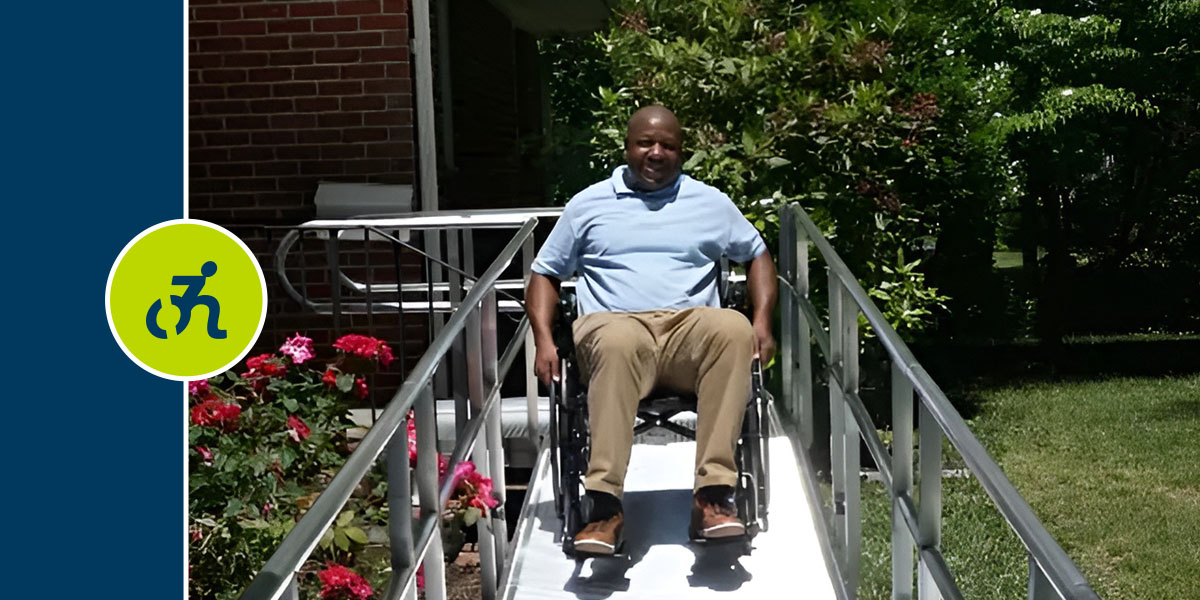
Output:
[1151, 397, 1200, 422]
[911, 337, 1200, 388]
[813, 335, 1200, 473]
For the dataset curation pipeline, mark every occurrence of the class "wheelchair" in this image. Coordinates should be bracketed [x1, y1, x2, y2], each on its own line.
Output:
[547, 276, 772, 558]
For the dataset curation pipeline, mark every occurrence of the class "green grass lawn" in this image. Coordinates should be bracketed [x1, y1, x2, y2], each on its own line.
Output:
[856, 374, 1200, 599]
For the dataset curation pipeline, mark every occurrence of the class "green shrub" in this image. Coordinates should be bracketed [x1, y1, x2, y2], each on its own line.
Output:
[188, 334, 391, 600]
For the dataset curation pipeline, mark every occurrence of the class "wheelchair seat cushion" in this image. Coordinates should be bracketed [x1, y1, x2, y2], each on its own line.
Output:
[638, 389, 697, 417]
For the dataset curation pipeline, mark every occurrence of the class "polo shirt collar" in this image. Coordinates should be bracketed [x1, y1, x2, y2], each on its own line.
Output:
[611, 166, 684, 200]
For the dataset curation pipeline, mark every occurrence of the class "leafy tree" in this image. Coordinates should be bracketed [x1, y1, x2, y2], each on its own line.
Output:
[543, 0, 1016, 337]
[978, 2, 1200, 340]
[542, 0, 1199, 340]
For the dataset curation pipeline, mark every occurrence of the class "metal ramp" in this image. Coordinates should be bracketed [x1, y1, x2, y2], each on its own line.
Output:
[240, 204, 1102, 600]
[502, 407, 838, 600]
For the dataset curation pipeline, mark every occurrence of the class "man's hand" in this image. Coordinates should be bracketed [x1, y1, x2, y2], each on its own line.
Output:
[753, 321, 776, 365]
[534, 341, 561, 387]
[527, 273, 563, 387]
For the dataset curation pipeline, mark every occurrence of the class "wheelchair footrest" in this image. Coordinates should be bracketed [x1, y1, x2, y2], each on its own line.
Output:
[690, 533, 755, 557]
[571, 547, 630, 560]
[689, 532, 749, 545]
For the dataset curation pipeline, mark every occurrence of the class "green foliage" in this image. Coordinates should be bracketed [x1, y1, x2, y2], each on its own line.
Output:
[544, 0, 1015, 337]
[189, 336, 502, 599]
[543, 0, 1200, 339]
[541, 35, 615, 201]
[189, 350, 385, 600]
[980, 1, 1200, 337]
[996, 84, 1155, 134]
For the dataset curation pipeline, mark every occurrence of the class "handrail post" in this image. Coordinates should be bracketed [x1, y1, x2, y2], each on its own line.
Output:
[481, 290, 507, 593]
[829, 268, 859, 593]
[828, 268, 846, 543]
[425, 228, 448, 398]
[841, 276, 862, 593]
[780, 204, 796, 421]
[918, 401, 943, 600]
[795, 209, 813, 449]
[327, 229, 342, 336]
[1028, 554, 1055, 600]
[522, 234, 538, 446]
[385, 415, 416, 600]
[892, 362, 915, 600]
[465, 301, 498, 599]
[416, 383, 447, 600]
[448, 228, 468, 439]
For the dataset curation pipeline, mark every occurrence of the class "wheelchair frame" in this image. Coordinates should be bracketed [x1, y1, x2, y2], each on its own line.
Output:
[546, 283, 772, 558]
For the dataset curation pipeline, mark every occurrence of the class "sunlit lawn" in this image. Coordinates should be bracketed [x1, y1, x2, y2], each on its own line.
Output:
[857, 374, 1200, 599]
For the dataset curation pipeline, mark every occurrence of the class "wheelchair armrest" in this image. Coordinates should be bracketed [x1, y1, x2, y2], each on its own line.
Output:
[554, 292, 578, 359]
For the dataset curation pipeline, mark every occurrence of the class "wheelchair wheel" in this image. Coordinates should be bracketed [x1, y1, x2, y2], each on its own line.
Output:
[549, 381, 563, 522]
[558, 367, 589, 556]
[737, 402, 763, 537]
[750, 363, 771, 532]
[757, 392, 771, 526]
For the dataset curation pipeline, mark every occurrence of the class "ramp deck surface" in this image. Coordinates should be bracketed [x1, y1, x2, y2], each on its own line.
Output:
[502, 416, 837, 600]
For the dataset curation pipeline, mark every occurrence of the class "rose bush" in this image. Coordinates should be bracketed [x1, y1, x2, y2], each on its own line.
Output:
[405, 412, 501, 565]
[189, 333, 392, 600]
[189, 333, 501, 599]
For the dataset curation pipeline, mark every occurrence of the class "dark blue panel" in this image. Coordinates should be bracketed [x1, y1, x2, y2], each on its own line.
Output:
[4, 3, 186, 598]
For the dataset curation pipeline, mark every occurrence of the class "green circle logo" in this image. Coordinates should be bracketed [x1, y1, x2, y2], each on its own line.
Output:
[106, 219, 267, 380]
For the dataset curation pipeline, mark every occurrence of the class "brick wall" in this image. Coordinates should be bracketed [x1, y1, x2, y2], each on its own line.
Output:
[187, 1, 547, 403]
[189, 0, 414, 225]
[188, 0, 422, 401]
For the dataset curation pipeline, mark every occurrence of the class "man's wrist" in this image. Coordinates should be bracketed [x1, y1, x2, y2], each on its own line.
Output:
[533, 330, 557, 348]
[752, 311, 773, 330]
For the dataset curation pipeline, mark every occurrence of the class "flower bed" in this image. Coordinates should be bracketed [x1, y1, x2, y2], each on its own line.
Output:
[189, 333, 498, 600]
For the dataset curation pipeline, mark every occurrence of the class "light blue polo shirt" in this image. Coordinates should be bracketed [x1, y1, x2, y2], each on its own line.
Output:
[532, 166, 766, 315]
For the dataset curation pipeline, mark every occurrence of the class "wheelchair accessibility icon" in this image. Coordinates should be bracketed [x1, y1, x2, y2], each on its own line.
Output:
[145, 260, 227, 340]
[107, 219, 266, 380]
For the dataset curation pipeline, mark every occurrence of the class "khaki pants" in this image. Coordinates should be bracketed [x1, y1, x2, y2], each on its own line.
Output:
[572, 306, 754, 498]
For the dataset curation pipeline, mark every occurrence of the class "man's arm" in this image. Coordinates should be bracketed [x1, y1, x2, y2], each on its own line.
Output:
[526, 272, 563, 385]
[746, 250, 778, 363]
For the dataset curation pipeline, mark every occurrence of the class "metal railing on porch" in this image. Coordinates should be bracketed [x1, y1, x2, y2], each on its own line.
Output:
[270, 207, 556, 435]
[239, 215, 540, 600]
[775, 202, 1100, 600]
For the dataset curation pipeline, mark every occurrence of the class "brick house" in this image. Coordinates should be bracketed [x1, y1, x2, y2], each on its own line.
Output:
[187, 0, 608, 395]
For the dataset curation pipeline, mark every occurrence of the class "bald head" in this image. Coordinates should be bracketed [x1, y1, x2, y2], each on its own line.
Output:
[624, 105, 683, 191]
[626, 105, 681, 141]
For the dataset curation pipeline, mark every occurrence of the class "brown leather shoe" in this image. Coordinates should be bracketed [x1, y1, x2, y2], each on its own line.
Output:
[691, 485, 745, 539]
[573, 513, 623, 555]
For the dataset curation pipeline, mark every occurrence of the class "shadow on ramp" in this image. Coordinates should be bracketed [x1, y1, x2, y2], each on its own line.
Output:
[688, 542, 752, 591]
[560, 488, 754, 598]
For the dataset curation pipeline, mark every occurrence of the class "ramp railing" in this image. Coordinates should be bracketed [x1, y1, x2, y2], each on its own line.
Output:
[775, 202, 1099, 600]
[237, 217, 537, 600]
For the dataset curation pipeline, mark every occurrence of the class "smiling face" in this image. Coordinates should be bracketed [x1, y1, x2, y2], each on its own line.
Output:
[624, 106, 683, 191]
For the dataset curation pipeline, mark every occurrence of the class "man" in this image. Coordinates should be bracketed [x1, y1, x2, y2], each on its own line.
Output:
[526, 105, 778, 555]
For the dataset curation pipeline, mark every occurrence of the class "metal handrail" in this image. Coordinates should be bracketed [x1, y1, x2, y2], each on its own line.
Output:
[239, 217, 538, 600]
[272, 209, 559, 317]
[272, 231, 526, 316]
[777, 202, 1098, 600]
